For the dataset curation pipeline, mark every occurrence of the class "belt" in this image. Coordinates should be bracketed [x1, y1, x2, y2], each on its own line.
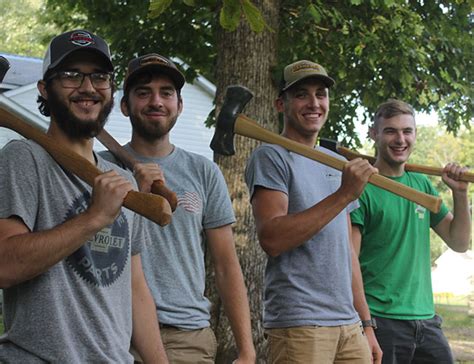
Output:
[159, 323, 179, 329]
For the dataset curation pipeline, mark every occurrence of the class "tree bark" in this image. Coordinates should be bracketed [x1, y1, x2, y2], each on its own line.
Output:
[205, 1, 280, 363]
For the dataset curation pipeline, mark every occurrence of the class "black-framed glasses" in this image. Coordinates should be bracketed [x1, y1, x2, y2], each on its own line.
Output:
[48, 71, 114, 90]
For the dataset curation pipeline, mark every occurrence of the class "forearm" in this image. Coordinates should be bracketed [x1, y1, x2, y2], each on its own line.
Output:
[215, 263, 255, 362]
[0, 210, 107, 288]
[131, 256, 168, 363]
[447, 190, 471, 251]
[258, 189, 353, 256]
[351, 250, 371, 321]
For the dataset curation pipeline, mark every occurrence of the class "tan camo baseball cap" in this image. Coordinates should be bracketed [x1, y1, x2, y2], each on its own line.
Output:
[280, 60, 335, 93]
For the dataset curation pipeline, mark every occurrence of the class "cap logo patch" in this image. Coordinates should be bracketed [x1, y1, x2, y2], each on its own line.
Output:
[139, 55, 169, 67]
[70, 31, 95, 47]
[291, 62, 320, 74]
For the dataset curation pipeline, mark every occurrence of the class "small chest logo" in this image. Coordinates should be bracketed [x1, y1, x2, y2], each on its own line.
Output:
[415, 204, 426, 219]
[65, 192, 130, 287]
[178, 191, 202, 214]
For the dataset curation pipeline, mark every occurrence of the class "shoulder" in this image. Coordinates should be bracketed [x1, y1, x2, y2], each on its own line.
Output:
[317, 145, 347, 161]
[174, 147, 219, 172]
[2, 139, 42, 154]
[1, 139, 51, 164]
[97, 155, 135, 181]
[176, 147, 212, 164]
[404, 171, 435, 191]
[248, 143, 289, 165]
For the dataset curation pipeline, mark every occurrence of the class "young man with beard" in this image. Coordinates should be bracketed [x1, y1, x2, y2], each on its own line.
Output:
[100, 54, 255, 363]
[350, 99, 471, 364]
[244, 60, 382, 363]
[0, 30, 167, 363]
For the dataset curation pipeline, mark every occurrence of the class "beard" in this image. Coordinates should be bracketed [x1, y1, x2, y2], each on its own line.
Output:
[129, 108, 178, 142]
[48, 88, 114, 140]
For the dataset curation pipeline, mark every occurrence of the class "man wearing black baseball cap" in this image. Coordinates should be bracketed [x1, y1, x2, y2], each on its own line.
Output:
[100, 54, 256, 363]
[245, 60, 382, 363]
[0, 30, 167, 363]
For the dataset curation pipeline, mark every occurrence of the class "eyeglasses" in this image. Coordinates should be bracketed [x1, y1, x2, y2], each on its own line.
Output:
[48, 71, 114, 90]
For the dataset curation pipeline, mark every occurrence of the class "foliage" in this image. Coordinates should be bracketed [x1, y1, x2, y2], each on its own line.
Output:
[0, 0, 57, 57]
[149, 0, 268, 32]
[277, 1, 473, 144]
[42, 0, 217, 84]
[42, 0, 473, 147]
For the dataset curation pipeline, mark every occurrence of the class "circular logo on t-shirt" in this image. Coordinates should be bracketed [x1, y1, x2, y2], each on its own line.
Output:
[65, 191, 130, 287]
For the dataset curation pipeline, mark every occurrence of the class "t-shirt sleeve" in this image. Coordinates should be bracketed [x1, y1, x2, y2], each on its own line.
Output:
[131, 213, 148, 255]
[0, 141, 40, 231]
[202, 162, 236, 229]
[245, 145, 290, 200]
[350, 193, 367, 230]
[427, 179, 449, 227]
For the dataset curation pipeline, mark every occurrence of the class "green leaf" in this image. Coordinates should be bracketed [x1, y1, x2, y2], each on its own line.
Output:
[307, 4, 321, 23]
[351, 0, 363, 5]
[242, 0, 265, 33]
[183, 0, 196, 5]
[148, 0, 173, 19]
[220, 0, 241, 31]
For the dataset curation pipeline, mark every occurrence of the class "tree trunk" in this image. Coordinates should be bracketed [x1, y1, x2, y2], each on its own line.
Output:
[205, 1, 280, 363]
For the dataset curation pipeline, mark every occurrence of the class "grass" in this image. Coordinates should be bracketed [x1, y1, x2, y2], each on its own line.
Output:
[435, 293, 470, 306]
[436, 304, 474, 363]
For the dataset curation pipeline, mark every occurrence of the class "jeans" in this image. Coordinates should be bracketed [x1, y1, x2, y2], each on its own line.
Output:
[374, 315, 454, 364]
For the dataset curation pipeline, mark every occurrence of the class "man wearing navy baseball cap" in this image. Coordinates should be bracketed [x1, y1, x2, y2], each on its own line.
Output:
[0, 30, 168, 363]
[100, 53, 256, 363]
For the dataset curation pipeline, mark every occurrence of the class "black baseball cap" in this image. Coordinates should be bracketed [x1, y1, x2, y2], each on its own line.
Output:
[123, 53, 185, 92]
[42, 29, 113, 78]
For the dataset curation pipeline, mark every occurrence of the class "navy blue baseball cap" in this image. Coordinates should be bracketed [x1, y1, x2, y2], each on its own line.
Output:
[42, 29, 113, 78]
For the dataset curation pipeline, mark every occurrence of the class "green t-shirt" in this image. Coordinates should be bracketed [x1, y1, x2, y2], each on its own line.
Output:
[350, 172, 449, 320]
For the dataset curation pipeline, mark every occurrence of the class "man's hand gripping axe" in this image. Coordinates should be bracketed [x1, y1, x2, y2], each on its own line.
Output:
[210, 85, 441, 213]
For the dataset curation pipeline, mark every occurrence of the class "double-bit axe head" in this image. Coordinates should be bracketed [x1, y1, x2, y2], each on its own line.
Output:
[210, 85, 254, 156]
[0, 56, 10, 83]
[319, 137, 339, 152]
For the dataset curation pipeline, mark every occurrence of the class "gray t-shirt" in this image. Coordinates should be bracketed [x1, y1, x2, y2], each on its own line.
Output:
[0, 140, 146, 363]
[100, 145, 235, 330]
[245, 144, 359, 328]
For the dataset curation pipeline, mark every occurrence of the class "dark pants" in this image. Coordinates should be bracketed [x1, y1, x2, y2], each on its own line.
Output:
[374, 315, 454, 364]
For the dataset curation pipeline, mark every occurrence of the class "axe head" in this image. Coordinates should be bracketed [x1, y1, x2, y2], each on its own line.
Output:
[319, 137, 339, 152]
[210, 85, 253, 156]
[0, 56, 10, 83]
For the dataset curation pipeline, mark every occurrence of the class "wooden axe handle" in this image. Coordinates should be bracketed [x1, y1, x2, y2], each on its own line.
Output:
[337, 146, 474, 183]
[235, 114, 442, 213]
[0, 106, 172, 226]
[97, 130, 178, 211]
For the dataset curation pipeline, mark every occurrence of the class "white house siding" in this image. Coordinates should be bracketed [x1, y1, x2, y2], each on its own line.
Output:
[1, 80, 216, 161]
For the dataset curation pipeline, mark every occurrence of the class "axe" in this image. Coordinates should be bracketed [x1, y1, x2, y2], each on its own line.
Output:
[96, 129, 178, 211]
[320, 138, 474, 183]
[0, 56, 10, 83]
[210, 85, 442, 213]
[0, 101, 172, 226]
